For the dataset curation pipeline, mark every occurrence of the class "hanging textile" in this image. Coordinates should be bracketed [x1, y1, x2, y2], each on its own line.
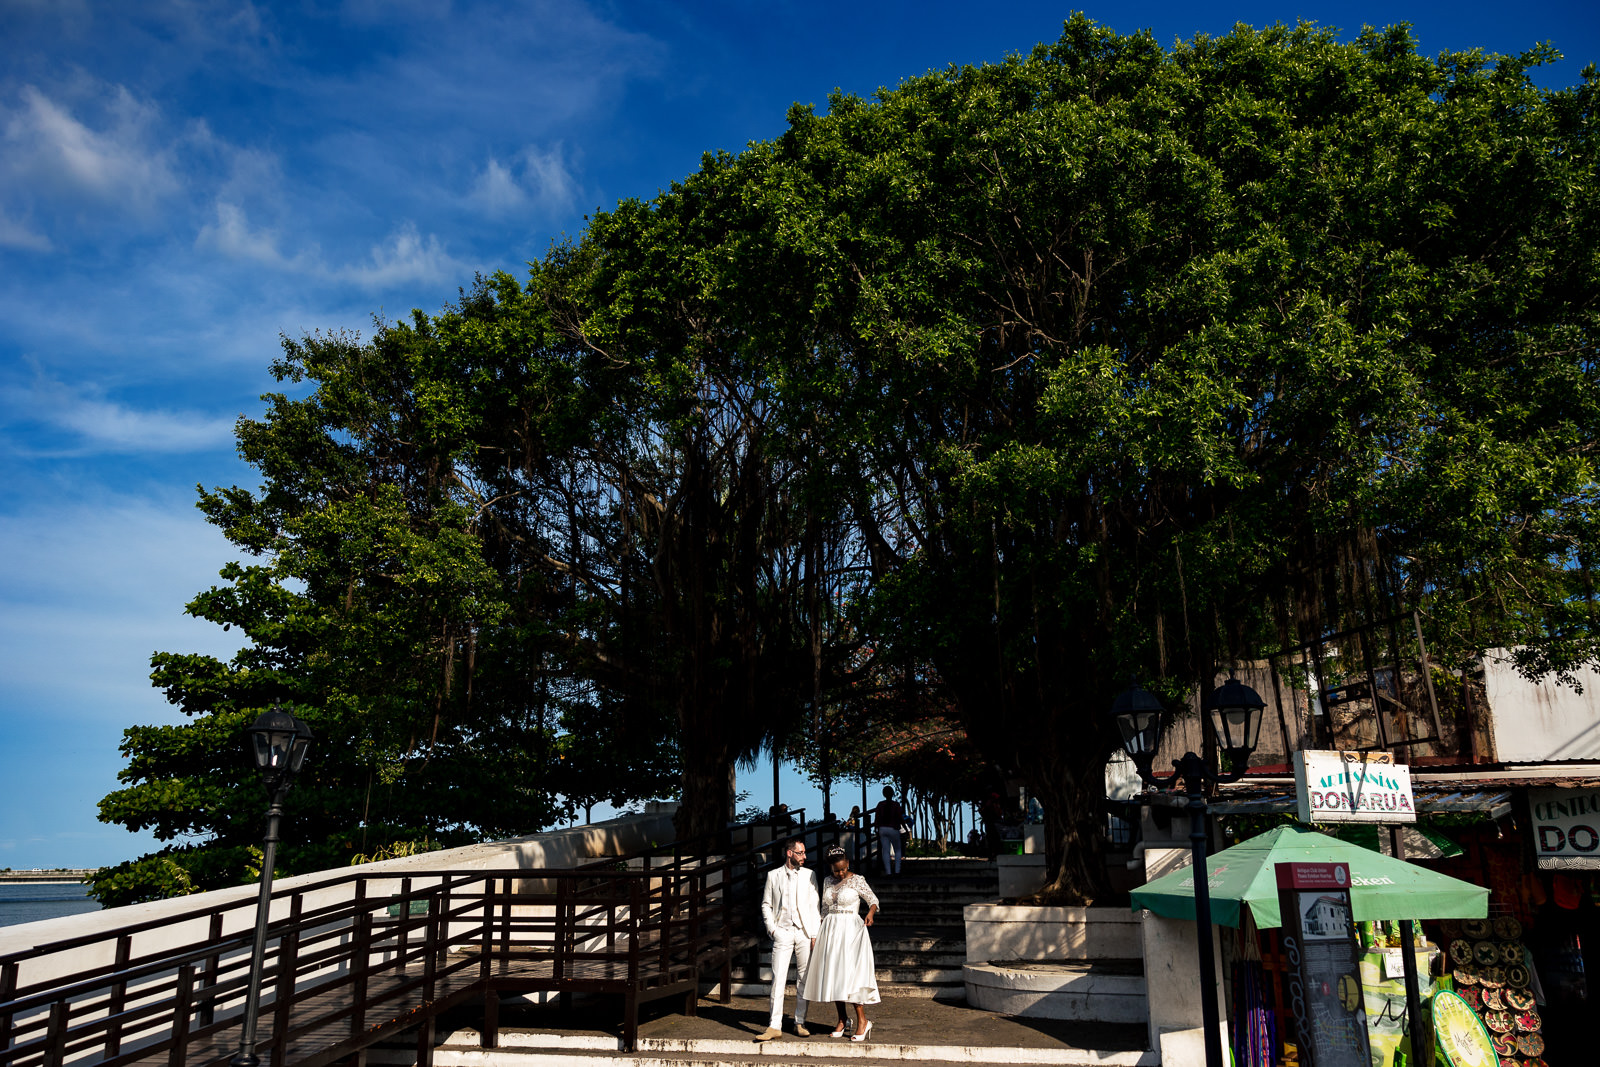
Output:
[1231, 959, 1276, 1067]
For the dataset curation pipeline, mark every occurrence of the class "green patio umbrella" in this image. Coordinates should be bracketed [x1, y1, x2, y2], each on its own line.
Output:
[1130, 824, 1488, 929]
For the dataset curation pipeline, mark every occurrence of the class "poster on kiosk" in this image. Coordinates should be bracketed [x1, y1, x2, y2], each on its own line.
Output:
[1276, 861, 1371, 1067]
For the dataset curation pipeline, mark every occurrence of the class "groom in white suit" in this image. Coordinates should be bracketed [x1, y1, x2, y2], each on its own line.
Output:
[755, 838, 820, 1040]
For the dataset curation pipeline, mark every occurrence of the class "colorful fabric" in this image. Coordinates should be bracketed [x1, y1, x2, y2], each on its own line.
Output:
[1231, 959, 1276, 1067]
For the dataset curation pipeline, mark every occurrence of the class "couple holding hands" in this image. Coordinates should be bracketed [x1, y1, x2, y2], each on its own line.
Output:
[757, 840, 881, 1042]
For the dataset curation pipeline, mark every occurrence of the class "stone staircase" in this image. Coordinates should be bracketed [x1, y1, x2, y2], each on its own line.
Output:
[729, 856, 997, 1000]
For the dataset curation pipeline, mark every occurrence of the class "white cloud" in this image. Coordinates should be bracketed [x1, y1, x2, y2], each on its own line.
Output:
[521, 143, 580, 215]
[6, 377, 238, 455]
[471, 157, 526, 215]
[196, 201, 468, 290]
[337, 222, 469, 288]
[2, 84, 180, 211]
[0, 210, 51, 251]
[468, 143, 580, 219]
[196, 200, 310, 270]
[54, 398, 238, 454]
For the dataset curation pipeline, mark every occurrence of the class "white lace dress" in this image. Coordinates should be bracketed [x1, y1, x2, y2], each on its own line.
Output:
[800, 872, 881, 1004]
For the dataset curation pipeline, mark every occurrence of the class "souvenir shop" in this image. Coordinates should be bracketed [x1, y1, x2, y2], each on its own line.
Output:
[1138, 765, 1600, 1066]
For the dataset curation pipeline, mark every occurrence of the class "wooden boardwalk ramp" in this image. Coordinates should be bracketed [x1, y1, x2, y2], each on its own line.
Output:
[1, 819, 853, 1067]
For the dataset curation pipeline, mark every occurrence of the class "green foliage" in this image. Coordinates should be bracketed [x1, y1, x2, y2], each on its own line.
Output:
[593, 15, 1600, 896]
[99, 16, 1600, 905]
[349, 839, 442, 866]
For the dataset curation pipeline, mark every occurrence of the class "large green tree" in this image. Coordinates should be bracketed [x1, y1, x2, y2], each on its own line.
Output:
[584, 17, 1600, 898]
[102, 17, 1600, 904]
[804, 20, 1600, 898]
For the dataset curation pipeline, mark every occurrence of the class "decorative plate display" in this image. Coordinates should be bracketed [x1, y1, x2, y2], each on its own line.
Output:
[1450, 939, 1474, 964]
[1500, 941, 1523, 964]
[1483, 1009, 1512, 1033]
[1453, 966, 1479, 986]
[1491, 1032, 1517, 1058]
[1473, 941, 1499, 965]
[1504, 988, 1535, 1012]
[1459, 987, 1481, 1010]
[1514, 1010, 1540, 1032]
[1441, 919, 1463, 939]
[1505, 963, 1530, 988]
[1433, 990, 1498, 1067]
[1480, 965, 1505, 988]
[1517, 1033, 1545, 1057]
[1462, 918, 1493, 939]
[1480, 988, 1503, 1011]
[1494, 917, 1524, 941]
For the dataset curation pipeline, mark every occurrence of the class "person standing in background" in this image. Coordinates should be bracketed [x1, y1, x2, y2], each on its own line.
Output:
[873, 786, 904, 877]
[981, 792, 1004, 860]
[756, 839, 820, 1041]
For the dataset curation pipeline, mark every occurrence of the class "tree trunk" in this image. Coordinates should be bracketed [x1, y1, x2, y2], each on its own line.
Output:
[673, 740, 735, 842]
[1031, 771, 1109, 903]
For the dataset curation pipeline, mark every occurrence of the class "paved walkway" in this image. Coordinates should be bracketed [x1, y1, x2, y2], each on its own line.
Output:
[415, 993, 1154, 1066]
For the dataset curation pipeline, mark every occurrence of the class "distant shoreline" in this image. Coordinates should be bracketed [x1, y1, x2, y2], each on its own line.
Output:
[0, 870, 96, 884]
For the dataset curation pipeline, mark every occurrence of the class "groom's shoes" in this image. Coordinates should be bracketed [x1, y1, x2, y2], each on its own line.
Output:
[793, 1023, 810, 1037]
[754, 1028, 783, 1042]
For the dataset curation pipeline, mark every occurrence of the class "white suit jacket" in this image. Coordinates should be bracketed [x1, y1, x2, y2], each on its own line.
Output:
[761, 864, 821, 939]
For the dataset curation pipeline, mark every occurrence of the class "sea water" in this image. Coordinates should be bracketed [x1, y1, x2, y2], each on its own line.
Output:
[0, 882, 100, 927]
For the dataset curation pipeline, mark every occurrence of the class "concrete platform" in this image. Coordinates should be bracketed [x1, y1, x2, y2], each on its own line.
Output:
[962, 961, 1147, 1023]
[375, 993, 1154, 1066]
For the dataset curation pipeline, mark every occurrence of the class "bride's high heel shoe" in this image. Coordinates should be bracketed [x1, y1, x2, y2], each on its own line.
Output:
[830, 1022, 848, 1038]
[851, 1020, 873, 1042]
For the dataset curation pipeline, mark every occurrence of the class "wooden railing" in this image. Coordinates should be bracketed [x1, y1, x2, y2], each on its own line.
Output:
[0, 815, 859, 1066]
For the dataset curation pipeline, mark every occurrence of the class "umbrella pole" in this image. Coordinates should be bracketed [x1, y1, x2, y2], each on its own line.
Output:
[1390, 826, 1431, 1067]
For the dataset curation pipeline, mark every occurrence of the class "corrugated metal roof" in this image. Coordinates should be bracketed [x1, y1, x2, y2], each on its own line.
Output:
[1208, 786, 1514, 820]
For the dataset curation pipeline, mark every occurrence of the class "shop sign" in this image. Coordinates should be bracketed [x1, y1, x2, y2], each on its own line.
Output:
[1276, 861, 1370, 1067]
[1528, 786, 1600, 860]
[1294, 750, 1416, 825]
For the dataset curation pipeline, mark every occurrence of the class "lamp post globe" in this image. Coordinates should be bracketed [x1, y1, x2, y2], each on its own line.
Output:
[1108, 683, 1165, 778]
[247, 707, 313, 782]
[232, 705, 313, 1067]
[1209, 675, 1267, 764]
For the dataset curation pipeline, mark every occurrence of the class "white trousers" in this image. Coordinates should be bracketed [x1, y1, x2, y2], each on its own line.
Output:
[879, 827, 903, 875]
[768, 926, 812, 1028]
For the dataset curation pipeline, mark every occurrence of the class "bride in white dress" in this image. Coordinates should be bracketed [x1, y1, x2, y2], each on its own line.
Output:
[801, 844, 881, 1041]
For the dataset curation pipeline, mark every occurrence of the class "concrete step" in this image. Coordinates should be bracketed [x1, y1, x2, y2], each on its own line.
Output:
[962, 961, 1148, 1023]
[871, 906, 973, 922]
[871, 888, 996, 904]
[895, 858, 996, 871]
[748, 955, 966, 976]
[718, 980, 964, 1000]
[422, 1028, 1155, 1065]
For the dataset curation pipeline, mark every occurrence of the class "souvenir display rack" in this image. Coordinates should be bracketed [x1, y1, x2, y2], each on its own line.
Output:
[1440, 917, 1546, 1067]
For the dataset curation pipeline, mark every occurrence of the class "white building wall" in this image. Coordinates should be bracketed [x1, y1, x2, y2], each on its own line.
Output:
[1485, 650, 1600, 762]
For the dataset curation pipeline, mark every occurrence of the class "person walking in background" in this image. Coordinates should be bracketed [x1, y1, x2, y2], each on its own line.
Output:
[872, 786, 904, 877]
[756, 839, 820, 1041]
[981, 791, 1004, 860]
[802, 844, 881, 1041]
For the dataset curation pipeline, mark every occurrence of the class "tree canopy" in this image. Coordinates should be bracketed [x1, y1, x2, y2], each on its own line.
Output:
[99, 17, 1600, 904]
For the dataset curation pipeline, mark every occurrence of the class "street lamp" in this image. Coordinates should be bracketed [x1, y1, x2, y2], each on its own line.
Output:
[1110, 675, 1266, 1067]
[232, 706, 314, 1067]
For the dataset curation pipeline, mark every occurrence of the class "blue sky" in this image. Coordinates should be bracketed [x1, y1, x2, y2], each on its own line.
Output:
[2, 0, 1595, 870]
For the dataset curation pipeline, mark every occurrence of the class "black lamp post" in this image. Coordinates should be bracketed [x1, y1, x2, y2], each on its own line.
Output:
[232, 706, 313, 1067]
[1111, 675, 1266, 1067]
